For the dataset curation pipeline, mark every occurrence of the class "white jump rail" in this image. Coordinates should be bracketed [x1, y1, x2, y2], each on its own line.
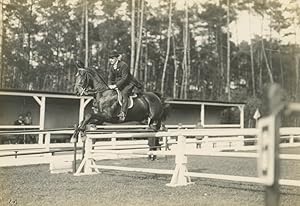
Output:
[0, 124, 194, 167]
[75, 127, 300, 188]
[1, 125, 299, 161]
[0, 124, 209, 158]
[0, 130, 75, 154]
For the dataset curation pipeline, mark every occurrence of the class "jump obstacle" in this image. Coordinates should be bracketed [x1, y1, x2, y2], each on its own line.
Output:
[74, 85, 300, 206]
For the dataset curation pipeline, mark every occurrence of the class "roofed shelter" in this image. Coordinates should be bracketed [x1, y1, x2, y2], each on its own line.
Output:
[0, 89, 245, 143]
[165, 99, 245, 128]
[0, 89, 92, 143]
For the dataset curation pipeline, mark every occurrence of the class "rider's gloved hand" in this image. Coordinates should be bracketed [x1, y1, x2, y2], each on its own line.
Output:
[109, 85, 117, 89]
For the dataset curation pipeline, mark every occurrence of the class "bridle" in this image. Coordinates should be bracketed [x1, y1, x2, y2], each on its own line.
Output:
[75, 67, 110, 95]
[76, 68, 90, 96]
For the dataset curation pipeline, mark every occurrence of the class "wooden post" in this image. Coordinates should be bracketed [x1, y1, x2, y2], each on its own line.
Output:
[0, 0, 3, 87]
[45, 133, 51, 152]
[78, 98, 92, 146]
[74, 134, 99, 175]
[33, 96, 46, 144]
[258, 84, 285, 206]
[201, 104, 205, 126]
[73, 142, 77, 173]
[166, 135, 193, 187]
[265, 109, 280, 206]
[239, 105, 245, 128]
[289, 135, 294, 144]
[79, 98, 85, 123]
[83, 137, 93, 174]
[111, 132, 117, 149]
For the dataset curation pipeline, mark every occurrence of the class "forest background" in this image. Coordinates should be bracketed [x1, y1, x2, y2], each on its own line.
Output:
[0, 0, 300, 126]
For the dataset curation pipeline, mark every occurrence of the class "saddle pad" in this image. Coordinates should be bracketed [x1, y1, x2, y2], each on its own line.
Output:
[116, 89, 136, 109]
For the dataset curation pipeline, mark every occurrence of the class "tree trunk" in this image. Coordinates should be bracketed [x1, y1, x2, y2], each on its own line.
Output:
[295, 54, 300, 101]
[294, 24, 299, 101]
[181, 0, 188, 99]
[180, 60, 186, 99]
[186, 29, 191, 99]
[226, 0, 231, 101]
[144, 40, 148, 90]
[262, 39, 274, 83]
[259, 48, 263, 89]
[130, 0, 135, 74]
[261, 15, 274, 83]
[161, 0, 172, 95]
[278, 47, 284, 87]
[84, 0, 88, 68]
[248, 5, 256, 97]
[172, 35, 178, 98]
[219, 29, 224, 97]
[79, 0, 85, 58]
[134, 0, 144, 79]
[0, 0, 3, 88]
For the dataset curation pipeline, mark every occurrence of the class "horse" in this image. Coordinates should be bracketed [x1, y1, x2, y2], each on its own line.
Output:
[71, 66, 169, 144]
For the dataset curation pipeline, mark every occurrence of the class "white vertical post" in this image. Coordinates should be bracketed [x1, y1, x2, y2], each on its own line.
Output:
[166, 135, 193, 187]
[78, 98, 92, 146]
[33, 96, 45, 145]
[289, 135, 294, 144]
[83, 136, 93, 174]
[238, 105, 245, 146]
[39, 96, 46, 144]
[239, 105, 244, 128]
[163, 136, 168, 151]
[111, 132, 117, 149]
[79, 98, 85, 123]
[201, 103, 205, 126]
[45, 132, 51, 152]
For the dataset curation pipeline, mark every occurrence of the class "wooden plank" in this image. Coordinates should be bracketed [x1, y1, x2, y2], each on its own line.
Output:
[91, 164, 174, 175]
[187, 172, 266, 184]
[279, 179, 300, 187]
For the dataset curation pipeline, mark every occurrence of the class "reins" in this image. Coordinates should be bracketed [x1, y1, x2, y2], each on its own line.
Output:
[76, 67, 110, 95]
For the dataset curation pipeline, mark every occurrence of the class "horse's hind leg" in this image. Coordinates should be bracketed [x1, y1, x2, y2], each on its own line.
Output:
[147, 117, 155, 130]
[155, 120, 161, 131]
[147, 117, 161, 131]
[147, 117, 153, 127]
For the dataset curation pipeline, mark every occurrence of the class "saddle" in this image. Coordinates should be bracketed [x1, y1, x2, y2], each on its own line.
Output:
[116, 89, 138, 109]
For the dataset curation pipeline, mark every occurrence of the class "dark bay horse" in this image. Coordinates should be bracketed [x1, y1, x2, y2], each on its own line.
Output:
[71, 66, 169, 143]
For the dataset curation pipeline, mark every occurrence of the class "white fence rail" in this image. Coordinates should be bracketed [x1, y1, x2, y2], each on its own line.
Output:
[0, 126, 300, 159]
[75, 128, 300, 187]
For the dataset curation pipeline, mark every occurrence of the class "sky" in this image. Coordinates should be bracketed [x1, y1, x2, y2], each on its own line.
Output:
[66, 0, 300, 44]
[148, 0, 300, 44]
[230, 9, 300, 45]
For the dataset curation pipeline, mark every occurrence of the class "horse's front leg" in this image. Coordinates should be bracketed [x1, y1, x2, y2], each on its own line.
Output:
[80, 112, 96, 130]
[70, 113, 94, 143]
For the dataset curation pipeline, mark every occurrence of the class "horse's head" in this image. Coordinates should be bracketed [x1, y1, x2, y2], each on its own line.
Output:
[74, 62, 108, 96]
[74, 67, 91, 96]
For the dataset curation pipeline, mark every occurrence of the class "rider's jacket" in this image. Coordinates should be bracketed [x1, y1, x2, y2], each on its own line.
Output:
[108, 60, 142, 90]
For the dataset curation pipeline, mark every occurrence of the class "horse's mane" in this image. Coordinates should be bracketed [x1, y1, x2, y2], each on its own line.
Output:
[86, 67, 108, 87]
[86, 67, 102, 80]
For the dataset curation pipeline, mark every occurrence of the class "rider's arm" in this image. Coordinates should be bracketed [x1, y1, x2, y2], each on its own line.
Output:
[115, 62, 130, 89]
[108, 66, 115, 85]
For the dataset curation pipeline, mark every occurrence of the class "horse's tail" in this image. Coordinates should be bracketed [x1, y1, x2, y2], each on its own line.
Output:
[153, 92, 170, 122]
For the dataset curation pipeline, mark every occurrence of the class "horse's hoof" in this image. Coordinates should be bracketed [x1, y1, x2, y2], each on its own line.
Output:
[81, 135, 87, 142]
[149, 125, 158, 132]
[70, 136, 77, 143]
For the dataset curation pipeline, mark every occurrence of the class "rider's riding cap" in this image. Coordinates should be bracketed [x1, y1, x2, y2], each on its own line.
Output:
[109, 50, 119, 58]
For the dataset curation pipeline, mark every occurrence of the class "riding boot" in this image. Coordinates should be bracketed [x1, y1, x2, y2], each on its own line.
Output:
[118, 96, 128, 121]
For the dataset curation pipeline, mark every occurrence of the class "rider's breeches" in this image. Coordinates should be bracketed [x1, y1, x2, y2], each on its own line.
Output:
[121, 84, 134, 114]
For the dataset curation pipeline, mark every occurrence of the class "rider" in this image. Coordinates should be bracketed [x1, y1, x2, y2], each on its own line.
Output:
[108, 50, 143, 121]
